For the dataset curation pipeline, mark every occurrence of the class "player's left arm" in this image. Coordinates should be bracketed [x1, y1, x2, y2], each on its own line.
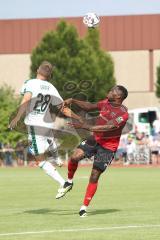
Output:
[69, 113, 129, 132]
[9, 92, 32, 129]
[88, 121, 118, 132]
[90, 113, 129, 131]
[68, 121, 117, 132]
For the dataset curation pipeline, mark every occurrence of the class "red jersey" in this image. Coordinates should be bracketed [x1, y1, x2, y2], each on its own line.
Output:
[94, 98, 128, 151]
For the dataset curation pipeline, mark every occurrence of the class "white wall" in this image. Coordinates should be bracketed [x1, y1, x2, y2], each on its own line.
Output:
[110, 50, 159, 109]
[111, 50, 149, 91]
[0, 54, 30, 95]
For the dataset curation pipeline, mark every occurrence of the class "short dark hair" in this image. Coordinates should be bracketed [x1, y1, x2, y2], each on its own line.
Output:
[116, 85, 128, 100]
[37, 61, 53, 80]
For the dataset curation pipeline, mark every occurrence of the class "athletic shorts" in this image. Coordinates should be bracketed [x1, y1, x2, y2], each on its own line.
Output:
[27, 126, 57, 156]
[78, 136, 115, 172]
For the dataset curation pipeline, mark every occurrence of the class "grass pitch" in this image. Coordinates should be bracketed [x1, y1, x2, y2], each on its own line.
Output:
[0, 166, 160, 240]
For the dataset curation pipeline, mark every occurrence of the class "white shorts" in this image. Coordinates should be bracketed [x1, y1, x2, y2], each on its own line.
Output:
[27, 126, 57, 156]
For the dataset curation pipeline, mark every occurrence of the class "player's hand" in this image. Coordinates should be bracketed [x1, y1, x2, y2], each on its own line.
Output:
[64, 98, 73, 106]
[68, 121, 90, 130]
[9, 116, 20, 129]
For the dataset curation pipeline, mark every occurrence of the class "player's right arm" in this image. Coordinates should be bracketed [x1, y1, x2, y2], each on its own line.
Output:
[9, 92, 32, 129]
[64, 98, 98, 111]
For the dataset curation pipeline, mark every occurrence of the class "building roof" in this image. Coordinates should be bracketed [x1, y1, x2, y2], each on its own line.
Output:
[0, 14, 160, 53]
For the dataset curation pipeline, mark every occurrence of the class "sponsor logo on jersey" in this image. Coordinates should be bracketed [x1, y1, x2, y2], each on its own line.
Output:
[116, 116, 123, 123]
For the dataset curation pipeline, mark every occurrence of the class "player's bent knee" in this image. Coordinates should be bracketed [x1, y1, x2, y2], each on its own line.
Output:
[90, 177, 98, 183]
[89, 168, 102, 183]
[70, 148, 85, 162]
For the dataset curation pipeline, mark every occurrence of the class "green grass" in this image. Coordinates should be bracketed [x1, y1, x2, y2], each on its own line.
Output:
[0, 166, 160, 240]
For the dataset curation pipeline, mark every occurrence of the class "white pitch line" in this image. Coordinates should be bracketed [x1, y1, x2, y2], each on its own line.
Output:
[0, 224, 160, 237]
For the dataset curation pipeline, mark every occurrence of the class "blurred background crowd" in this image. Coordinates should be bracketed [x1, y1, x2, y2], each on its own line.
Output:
[0, 140, 27, 167]
[1, 127, 160, 167]
[116, 131, 160, 165]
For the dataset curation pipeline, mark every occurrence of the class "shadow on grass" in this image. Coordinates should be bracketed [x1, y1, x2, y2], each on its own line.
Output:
[89, 208, 120, 216]
[23, 208, 120, 216]
[23, 208, 75, 215]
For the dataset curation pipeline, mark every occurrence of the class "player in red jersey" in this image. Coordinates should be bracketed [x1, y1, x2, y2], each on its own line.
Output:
[56, 85, 128, 217]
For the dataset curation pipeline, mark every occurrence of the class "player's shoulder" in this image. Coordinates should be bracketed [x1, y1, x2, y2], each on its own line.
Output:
[24, 79, 30, 84]
[25, 79, 51, 88]
[23, 78, 36, 85]
[20, 79, 35, 95]
[99, 98, 108, 105]
[23, 78, 32, 84]
[47, 81, 59, 93]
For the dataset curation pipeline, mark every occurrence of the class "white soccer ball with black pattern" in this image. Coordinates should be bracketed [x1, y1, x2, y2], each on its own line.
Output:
[83, 12, 100, 28]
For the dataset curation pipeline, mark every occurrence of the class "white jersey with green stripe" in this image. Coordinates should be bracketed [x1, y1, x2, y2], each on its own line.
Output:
[20, 79, 63, 129]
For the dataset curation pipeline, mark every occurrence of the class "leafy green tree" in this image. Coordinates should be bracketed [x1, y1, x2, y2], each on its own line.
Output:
[0, 85, 24, 146]
[30, 21, 115, 102]
[156, 65, 160, 98]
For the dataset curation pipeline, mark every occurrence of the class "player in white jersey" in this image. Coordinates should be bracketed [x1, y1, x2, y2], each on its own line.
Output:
[9, 61, 82, 198]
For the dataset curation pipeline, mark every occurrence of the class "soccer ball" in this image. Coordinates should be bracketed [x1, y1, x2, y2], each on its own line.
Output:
[83, 12, 100, 28]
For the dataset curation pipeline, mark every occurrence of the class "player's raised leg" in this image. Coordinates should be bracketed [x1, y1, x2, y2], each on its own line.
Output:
[38, 160, 65, 187]
[55, 148, 85, 199]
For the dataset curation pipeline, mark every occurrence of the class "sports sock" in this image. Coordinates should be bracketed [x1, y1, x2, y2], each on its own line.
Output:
[80, 205, 87, 211]
[67, 179, 73, 184]
[68, 159, 78, 181]
[39, 161, 65, 186]
[83, 182, 98, 206]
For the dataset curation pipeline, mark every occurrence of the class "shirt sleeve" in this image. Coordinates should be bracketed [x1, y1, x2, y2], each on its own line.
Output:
[113, 112, 129, 127]
[97, 99, 108, 110]
[51, 87, 63, 106]
[20, 80, 33, 95]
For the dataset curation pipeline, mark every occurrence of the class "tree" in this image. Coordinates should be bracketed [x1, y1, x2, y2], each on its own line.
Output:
[156, 65, 160, 98]
[0, 85, 25, 146]
[30, 21, 115, 103]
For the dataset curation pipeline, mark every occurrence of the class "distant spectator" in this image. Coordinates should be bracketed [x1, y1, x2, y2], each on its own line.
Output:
[153, 118, 160, 136]
[3, 143, 14, 166]
[149, 134, 160, 164]
[125, 135, 136, 164]
[0, 142, 3, 166]
[142, 134, 151, 146]
[117, 134, 127, 163]
[15, 140, 25, 166]
[135, 132, 145, 145]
